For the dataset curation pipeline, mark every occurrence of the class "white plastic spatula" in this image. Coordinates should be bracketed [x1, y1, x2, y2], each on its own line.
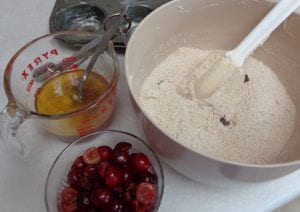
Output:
[194, 0, 300, 99]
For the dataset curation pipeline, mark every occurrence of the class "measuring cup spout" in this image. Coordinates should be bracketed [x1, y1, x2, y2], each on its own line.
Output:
[0, 104, 29, 157]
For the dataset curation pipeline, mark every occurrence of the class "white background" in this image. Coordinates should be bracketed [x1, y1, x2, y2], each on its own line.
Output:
[1, 0, 300, 211]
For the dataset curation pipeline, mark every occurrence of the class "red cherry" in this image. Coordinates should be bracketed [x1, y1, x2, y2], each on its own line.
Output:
[112, 186, 125, 195]
[75, 207, 89, 212]
[136, 182, 157, 206]
[92, 181, 105, 191]
[124, 191, 132, 204]
[114, 142, 132, 153]
[111, 199, 127, 212]
[139, 173, 158, 185]
[113, 150, 130, 166]
[83, 148, 101, 165]
[83, 165, 97, 180]
[127, 182, 137, 192]
[135, 167, 158, 184]
[130, 153, 151, 173]
[60, 187, 79, 212]
[97, 161, 112, 179]
[97, 146, 113, 161]
[129, 199, 148, 212]
[77, 175, 93, 190]
[91, 188, 114, 209]
[105, 166, 123, 188]
[77, 191, 91, 209]
[124, 183, 137, 203]
[71, 156, 86, 171]
[67, 170, 79, 186]
[122, 168, 133, 187]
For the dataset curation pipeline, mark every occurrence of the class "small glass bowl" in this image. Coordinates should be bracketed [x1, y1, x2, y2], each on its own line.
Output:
[45, 130, 164, 212]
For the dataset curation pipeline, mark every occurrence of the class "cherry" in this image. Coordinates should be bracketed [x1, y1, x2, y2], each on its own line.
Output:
[97, 146, 113, 161]
[68, 170, 79, 186]
[130, 153, 152, 173]
[124, 183, 137, 203]
[111, 199, 127, 212]
[127, 182, 137, 192]
[60, 187, 79, 212]
[106, 166, 123, 188]
[83, 165, 97, 180]
[129, 199, 147, 212]
[113, 150, 130, 166]
[114, 142, 132, 153]
[75, 207, 89, 212]
[122, 168, 133, 187]
[77, 174, 93, 190]
[135, 170, 158, 185]
[91, 188, 114, 209]
[141, 174, 158, 185]
[83, 147, 100, 165]
[71, 156, 86, 171]
[113, 186, 125, 194]
[136, 182, 157, 206]
[97, 161, 112, 179]
[124, 191, 132, 203]
[92, 181, 105, 190]
[77, 191, 91, 209]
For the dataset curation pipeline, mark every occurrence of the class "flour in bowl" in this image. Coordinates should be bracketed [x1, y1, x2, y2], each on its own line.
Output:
[139, 47, 295, 164]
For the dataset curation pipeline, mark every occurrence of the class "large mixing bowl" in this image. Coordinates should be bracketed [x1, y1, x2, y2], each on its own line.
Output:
[125, 0, 300, 185]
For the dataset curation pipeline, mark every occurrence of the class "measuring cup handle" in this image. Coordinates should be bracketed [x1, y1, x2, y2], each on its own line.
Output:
[0, 105, 28, 157]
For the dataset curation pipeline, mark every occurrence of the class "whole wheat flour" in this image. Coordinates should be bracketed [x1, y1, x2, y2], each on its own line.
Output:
[139, 47, 296, 164]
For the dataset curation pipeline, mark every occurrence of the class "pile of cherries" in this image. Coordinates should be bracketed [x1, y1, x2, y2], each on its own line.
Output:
[60, 142, 159, 212]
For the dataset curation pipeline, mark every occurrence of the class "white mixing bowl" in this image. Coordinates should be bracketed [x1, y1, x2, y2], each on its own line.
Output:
[125, 0, 300, 186]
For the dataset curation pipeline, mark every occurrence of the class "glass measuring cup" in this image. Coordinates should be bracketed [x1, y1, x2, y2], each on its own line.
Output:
[0, 32, 119, 157]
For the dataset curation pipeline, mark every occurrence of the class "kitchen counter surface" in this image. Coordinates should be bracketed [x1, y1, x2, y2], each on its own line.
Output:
[0, 0, 300, 211]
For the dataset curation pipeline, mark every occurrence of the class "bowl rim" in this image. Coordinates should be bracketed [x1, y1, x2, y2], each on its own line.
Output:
[44, 129, 165, 212]
[125, 0, 300, 169]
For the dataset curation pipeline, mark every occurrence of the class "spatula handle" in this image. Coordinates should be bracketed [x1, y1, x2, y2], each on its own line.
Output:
[227, 0, 300, 67]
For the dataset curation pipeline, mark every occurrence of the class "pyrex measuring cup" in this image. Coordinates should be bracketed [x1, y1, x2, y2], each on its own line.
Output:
[0, 32, 119, 157]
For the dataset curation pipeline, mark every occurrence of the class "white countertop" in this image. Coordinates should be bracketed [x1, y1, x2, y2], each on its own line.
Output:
[1, 0, 300, 211]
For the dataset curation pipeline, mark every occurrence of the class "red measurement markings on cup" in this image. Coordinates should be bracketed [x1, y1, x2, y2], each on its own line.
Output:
[21, 49, 80, 93]
[76, 95, 116, 136]
[21, 70, 29, 80]
[34, 87, 41, 98]
[21, 49, 59, 92]
[77, 124, 94, 136]
[27, 79, 34, 92]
